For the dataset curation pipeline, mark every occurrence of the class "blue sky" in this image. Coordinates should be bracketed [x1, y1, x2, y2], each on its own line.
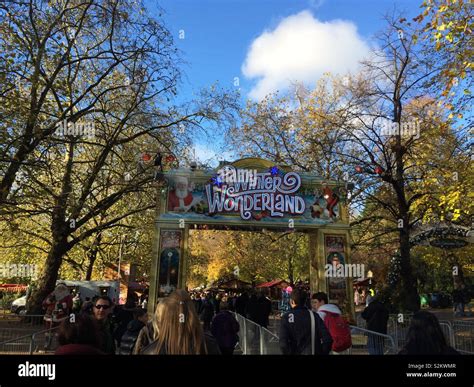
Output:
[146, 0, 423, 165]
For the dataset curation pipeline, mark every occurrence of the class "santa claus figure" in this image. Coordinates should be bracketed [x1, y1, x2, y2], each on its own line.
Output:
[168, 176, 195, 211]
[42, 283, 73, 324]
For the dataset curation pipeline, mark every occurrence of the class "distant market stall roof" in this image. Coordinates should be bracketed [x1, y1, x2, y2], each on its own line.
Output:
[257, 279, 289, 288]
[212, 279, 252, 290]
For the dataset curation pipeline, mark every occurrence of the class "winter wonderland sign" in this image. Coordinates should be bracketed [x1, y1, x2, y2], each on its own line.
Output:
[159, 158, 349, 229]
[206, 166, 305, 220]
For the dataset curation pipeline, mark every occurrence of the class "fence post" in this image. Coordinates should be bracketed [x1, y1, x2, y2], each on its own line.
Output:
[259, 326, 264, 354]
[29, 333, 35, 355]
[386, 334, 396, 354]
[393, 321, 399, 352]
[448, 321, 455, 349]
[242, 317, 247, 355]
[448, 325, 455, 348]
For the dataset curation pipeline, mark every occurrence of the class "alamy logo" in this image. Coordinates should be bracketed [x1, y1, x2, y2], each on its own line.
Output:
[217, 166, 258, 186]
[56, 119, 95, 138]
[324, 263, 365, 280]
[18, 362, 55, 381]
[0, 263, 37, 279]
[380, 119, 420, 139]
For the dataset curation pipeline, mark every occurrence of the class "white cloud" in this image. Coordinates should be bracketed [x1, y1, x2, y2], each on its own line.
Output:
[242, 10, 371, 100]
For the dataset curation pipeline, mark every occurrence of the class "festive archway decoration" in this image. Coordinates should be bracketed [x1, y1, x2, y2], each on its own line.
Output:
[148, 158, 355, 320]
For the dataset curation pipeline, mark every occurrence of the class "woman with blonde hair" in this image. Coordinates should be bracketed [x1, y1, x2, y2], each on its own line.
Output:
[142, 289, 220, 355]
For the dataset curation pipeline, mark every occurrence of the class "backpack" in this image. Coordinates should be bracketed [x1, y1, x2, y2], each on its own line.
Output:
[323, 311, 352, 352]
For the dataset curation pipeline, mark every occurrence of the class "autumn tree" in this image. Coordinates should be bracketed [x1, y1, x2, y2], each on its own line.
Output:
[415, 0, 472, 111]
[0, 0, 240, 313]
[228, 13, 472, 311]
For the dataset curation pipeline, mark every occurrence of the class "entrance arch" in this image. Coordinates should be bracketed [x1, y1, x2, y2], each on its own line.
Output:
[149, 158, 355, 320]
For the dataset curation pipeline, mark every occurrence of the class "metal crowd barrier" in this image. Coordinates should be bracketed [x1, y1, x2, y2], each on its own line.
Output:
[0, 314, 48, 348]
[0, 331, 36, 354]
[231, 312, 280, 355]
[363, 314, 473, 354]
[446, 320, 474, 354]
[387, 314, 413, 352]
[439, 321, 455, 348]
[234, 311, 474, 355]
[0, 316, 66, 355]
[347, 325, 396, 355]
[0, 326, 59, 355]
[0, 313, 46, 327]
[232, 312, 399, 355]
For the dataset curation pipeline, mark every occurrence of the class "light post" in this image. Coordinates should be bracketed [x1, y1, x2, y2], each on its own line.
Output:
[367, 270, 373, 287]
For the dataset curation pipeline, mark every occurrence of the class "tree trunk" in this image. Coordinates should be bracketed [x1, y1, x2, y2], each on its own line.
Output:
[85, 254, 95, 281]
[392, 131, 419, 312]
[394, 145, 419, 312]
[399, 225, 420, 312]
[27, 140, 75, 314]
[85, 233, 102, 280]
[26, 236, 68, 315]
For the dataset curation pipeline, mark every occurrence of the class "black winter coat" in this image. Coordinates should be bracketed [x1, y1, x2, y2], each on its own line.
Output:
[279, 306, 333, 355]
[361, 300, 389, 334]
[118, 319, 145, 355]
[211, 311, 239, 349]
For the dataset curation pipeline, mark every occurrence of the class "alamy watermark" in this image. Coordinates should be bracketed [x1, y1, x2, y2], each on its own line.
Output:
[56, 119, 96, 138]
[0, 263, 38, 279]
[380, 119, 420, 139]
[217, 166, 258, 187]
[324, 263, 365, 281]
[18, 361, 55, 381]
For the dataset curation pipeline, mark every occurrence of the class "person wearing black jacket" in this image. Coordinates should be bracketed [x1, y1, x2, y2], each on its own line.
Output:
[199, 294, 215, 332]
[257, 291, 272, 328]
[245, 293, 260, 323]
[91, 296, 117, 355]
[235, 292, 249, 316]
[361, 296, 389, 355]
[118, 308, 148, 355]
[112, 300, 135, 348]
[279, 288, 332, 355]
[211, 301, 240, 355]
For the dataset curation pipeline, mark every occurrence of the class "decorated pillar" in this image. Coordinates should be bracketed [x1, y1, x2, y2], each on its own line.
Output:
[320, 230, 355, 323]
[309, 230, 324, 293]
[148, 227, 185, 311]
[180, 224, 190, 290]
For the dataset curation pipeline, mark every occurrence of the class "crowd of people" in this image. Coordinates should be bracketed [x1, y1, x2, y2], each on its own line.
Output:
[43, 283, 460, 356]
[45, 285, 244, 355]
[195, 291, 272, 328]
